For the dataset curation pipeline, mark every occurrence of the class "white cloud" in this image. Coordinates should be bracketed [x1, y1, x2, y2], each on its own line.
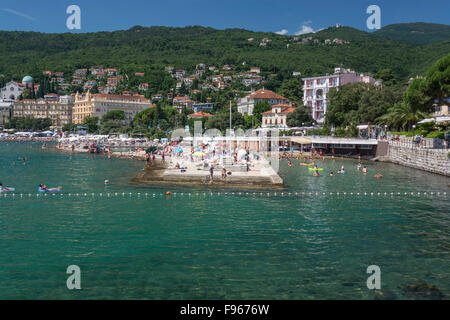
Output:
[294, 21, 315, 36]
[3, 8, 36, 21]
[275, 29, 288, 35]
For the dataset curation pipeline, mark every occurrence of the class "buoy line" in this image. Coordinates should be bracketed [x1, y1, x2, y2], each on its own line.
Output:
[0, 191, 447, 199]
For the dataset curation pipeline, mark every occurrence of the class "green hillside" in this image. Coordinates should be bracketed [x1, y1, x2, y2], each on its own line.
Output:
[0, 24, 449, 83]
[374, 22, 450, 45]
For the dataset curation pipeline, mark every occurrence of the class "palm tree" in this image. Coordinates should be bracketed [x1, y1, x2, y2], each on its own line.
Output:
[377, 102, 428, 131]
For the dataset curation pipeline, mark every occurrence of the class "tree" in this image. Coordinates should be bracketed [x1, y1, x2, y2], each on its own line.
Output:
[252, 101, 272, 126]
[424, 53, 449, 107]
[286, 106, 313, 127]
[375, 68, 398, 87]
[82, 116, 99, 133]
[62, 123, 77, 132]
[279, 78, 303, 104]
[376, 102, 428, 131]
[404, 78, 432, 113]
[101, 110, 125, 123]
[99, 120, 122, 134]
[205, 109, 246, 132]
[325, 82, 402, 127]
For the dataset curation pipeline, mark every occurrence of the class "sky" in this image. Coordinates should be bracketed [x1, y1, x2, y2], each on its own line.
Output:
[0, 0, 449, 34]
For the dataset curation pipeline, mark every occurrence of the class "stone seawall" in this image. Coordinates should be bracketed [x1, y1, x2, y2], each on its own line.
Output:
[388, 145, 450, 176]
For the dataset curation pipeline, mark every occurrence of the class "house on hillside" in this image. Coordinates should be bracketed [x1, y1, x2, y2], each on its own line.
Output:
[237, 89, 291, 115]
[261, 104, 296, 128]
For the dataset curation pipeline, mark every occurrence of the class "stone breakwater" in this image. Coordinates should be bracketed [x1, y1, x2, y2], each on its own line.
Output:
[388, 145, 450, 177]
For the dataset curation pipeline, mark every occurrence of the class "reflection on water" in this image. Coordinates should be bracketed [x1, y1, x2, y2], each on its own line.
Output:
[0, 143, 449, 299]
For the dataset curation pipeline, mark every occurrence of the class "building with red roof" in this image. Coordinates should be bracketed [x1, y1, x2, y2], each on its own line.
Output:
[237, 89, 290, 115]
[188, 111, 213, 119]
[261, 104, 296, 128]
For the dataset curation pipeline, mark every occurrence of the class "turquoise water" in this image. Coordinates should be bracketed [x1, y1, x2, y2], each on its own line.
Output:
[0, 142, 449, 299]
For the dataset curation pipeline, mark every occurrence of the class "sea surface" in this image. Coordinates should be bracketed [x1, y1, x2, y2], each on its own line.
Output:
[0, 142, 449, 299]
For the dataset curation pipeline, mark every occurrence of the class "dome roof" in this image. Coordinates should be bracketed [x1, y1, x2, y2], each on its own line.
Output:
[22, 76, 34, 83]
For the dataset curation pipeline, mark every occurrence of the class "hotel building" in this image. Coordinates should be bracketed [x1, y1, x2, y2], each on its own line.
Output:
[72, 91, 152, 124]
[13, 95, 74, 128]
[302, 68, 378, 123]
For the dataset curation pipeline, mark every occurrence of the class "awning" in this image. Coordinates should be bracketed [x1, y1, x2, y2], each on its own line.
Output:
[290, 136, 312, 144]
[357, 125, 369, 129]
[436, 116, 450, 123]
[417, 118, 435, 124]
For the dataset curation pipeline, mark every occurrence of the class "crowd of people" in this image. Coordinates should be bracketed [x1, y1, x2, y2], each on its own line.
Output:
[280, 151, 383, 179]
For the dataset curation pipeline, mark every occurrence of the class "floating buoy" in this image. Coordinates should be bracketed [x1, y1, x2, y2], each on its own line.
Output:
[166, 191, 171, 196]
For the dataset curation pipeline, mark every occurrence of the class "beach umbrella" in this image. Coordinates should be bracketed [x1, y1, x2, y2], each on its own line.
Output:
[192, 151, 205, 157]
[237, 149, 247, 159]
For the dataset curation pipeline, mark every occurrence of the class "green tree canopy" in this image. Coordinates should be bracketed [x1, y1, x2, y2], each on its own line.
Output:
[82, 116, 99, 133]
[286, 106, 313, 127]
[424, 53, 449, 107]
[101, 110, 125, 123]
[252, 101, 272, 125]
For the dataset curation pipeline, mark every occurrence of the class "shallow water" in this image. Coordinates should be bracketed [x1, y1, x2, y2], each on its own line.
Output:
[0, 142, 449, 299]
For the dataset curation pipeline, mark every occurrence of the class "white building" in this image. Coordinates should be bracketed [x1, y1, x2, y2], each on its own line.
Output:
[302, 68, 378, 123]
[261, 104, 296, 128]
[237, 89, 290, 116]
[1, 81, 24, 101]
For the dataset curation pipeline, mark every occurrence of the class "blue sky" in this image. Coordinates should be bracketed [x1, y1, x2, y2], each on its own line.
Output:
[0, 0, 449, 34]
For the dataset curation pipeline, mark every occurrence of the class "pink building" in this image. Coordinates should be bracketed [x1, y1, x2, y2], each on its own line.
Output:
[302, 68, 378, 123]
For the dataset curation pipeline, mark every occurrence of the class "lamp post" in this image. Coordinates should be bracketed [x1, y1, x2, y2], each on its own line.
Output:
[412, 124, 416, 147]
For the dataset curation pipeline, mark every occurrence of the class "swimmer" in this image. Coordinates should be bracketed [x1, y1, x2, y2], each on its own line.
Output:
[357, 163, 362, 171]
[0, 182, 11, 192]
[374, 173, 383, 179]
[312, 165, 320, 176]
[330, 172, 334, 176]
[39, 184, 62, 192]
[362, 166, 367, 174]
[104, 179, 110, 185]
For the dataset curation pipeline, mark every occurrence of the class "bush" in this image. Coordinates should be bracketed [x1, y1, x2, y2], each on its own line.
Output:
[426, 131, 444, 139]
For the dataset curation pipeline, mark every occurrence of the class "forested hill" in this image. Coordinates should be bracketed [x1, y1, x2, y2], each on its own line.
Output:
[374, 22, 450, 45]
[0, 24, 449, 82]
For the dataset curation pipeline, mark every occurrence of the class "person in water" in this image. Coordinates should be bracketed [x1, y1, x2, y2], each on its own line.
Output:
[39, 184, 61, 192]
[312, 165, 320, 177]
[0, 182, 11, 192]
[330, 172, 334, 176]
[362, 166, 368, 174]
[374, 173, 383, 179]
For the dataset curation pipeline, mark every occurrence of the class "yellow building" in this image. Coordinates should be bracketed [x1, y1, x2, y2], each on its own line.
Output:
[13, 96, 73, 128]
[73, 91, 151, 124]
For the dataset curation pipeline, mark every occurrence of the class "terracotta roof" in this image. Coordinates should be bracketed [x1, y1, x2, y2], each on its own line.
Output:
[262, 105, 296, 115]
[92, 93, 149, 101]
[247, 89, 288, 101]
[173, 96, 190, 101]
[188, 111, 213, 118]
